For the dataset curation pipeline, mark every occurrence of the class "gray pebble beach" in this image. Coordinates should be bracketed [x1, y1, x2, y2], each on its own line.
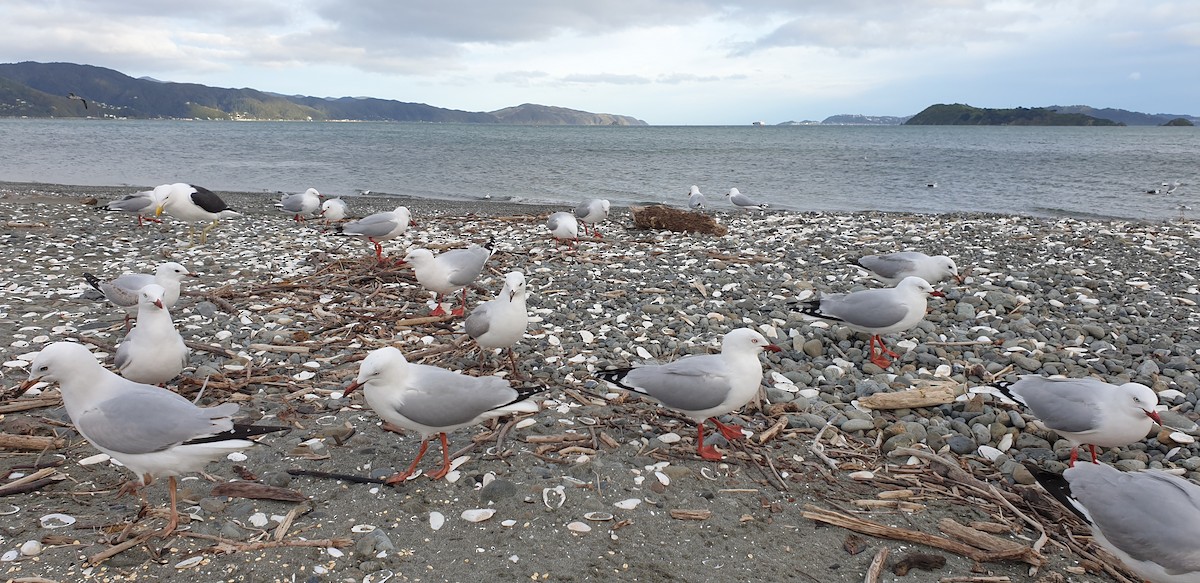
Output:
[1, 181, 1198, 582]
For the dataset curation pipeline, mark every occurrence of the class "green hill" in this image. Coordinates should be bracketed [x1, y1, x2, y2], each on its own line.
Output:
[0, 61, 647, 125]
[906, 104, 1120, 126]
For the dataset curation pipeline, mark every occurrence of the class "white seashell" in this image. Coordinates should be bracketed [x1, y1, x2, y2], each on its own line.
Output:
[326, 547, 344, 558]
[613, 498, 641, 510]
[1171, 432, 1196, 444]
[313, 566, 329, 575]
[1159, 389, 1187, 401]
[894, 340, 917, 352]
[578, 330, 595, 344]
[215, 330, 233, 340]
[226, 452, 248, 462]
[461, 509, 496, 523]
[79, 453, 111, 466]
[19, 540, 42, 556]
[175, 556, 205, 569]
[848, 471, 875, 481]
[977, 445, 1003, 462]
[40, 513, 76, 528]
[543, 486, 566, 509]
[584, 512, 614, 521]
[547, 335, 561, 346]
[997, 433, 1013, 452]
[657, 432, 681, 444]
[501, 519, 517, 527]
[2, 550, 19, 562]
[567, 521, 592, 533]
[292, 371, 316, 381]
[798, 388, 820, 399]
[351, 524, 377, 533]
[449, 456, 471, 471]
[0, 504, 19, 516]
[249, 512, 269, 528]
[429, 512, 445, 530]
[635, 346, 652, 359]
[934, 364, 952, 378]
[655, 471, 670, 486]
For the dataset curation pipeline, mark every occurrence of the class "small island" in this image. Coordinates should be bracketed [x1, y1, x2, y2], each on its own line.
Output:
[905, 104, 1120, 126]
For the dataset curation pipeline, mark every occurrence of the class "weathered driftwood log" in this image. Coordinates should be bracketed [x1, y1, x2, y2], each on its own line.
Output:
[856, 381, 961, 410]
[629, 205, 727, 236]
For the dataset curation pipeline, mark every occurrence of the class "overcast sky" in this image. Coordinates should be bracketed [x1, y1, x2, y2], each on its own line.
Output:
[1, 1, 1196, 125]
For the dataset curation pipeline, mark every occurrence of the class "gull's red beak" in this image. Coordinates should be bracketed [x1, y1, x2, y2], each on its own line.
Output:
[18, 377, 43, 395]
[930, 290, 946, 298]
[1147, 410, 1163, 424]
[344, 380, 362, 396]
[153, 299, 164, 309]
[764, 344, 782, 353]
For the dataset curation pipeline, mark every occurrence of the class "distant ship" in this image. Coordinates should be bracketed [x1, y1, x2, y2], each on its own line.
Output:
[751, 121, 765, 126]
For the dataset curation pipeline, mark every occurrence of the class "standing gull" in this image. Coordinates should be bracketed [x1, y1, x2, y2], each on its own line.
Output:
[84, 261, 194, 327]
[103, 184, 170, 226]
[855, 251, 962, 286]
[993, 375, 1161, 465]
[22, 342, 287, 536]
[797, 276, 942, 369]
[276, 188, 322, 222]
[596, 328, 781, 460]
[155, 183, 241, 245]
[687, 185, 706, 210]
[344, 346, 543, 482]
[546, 211, 579, 248]
[114, 284, 188, 385]
[403, 240, 493, 316]
[339, 206, 414, 262]
[464, 271, 528, 376]
[725, 187, 769, 211]
[320, 198, 349, 223]
[574, 198, 610, 238]
[1032, 462, 1200, 583]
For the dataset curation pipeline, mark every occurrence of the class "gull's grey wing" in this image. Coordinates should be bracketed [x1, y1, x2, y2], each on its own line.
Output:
[1009, 377, 1104, 433]
[464, 301, 493, 339]
[101, 273, 153, 306]
[858, 253, 921, 280]
[731, 193, 761, 207]
[1068, 464, 1200, 575]
[573, 201, 592, 219]
[818, 289, 910, 329]
[396, 365, 520, 427]
[107, 193, 154, 213]
[343, 212, 398, 237]
[619, 354, 733, 412]
[77, 391, 238, 455]
[547, 213, 569, 230]
[113, 338, 133, 371]
[442, 247, 488, 287]
[279, 193, 304, 212]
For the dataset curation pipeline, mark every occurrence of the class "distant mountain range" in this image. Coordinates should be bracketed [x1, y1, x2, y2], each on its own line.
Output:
[781, 104, 1196, 127]
[0, 61, 647, 125]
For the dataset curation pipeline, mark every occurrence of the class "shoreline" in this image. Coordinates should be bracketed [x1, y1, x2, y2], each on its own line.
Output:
[0, 179, 1186, 224]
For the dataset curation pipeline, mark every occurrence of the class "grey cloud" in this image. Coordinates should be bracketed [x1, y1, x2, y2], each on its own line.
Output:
[561, 73, 652, 85]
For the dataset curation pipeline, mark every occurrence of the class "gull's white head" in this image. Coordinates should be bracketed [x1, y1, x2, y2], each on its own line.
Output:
[720, 328, 783, 356]
[25, 342, 99, 385]
[344, 346, 409, 395]
[502, 271, 527, 302]
[155, 262, 193, 282]
[139, 284, 167, 309]
[1120, 383, 1162, 424]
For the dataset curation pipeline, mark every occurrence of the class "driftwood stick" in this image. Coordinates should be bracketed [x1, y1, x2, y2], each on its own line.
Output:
[0, 397, 63, 414]
[286, 468, 385, 484]
[893, 447, 1023, 504]
[0, 433, 64, 451]
[0, 467, 63, 497]
[88, 531, 157, 565]
[864, 547, 889, 583]
[802, 505, 1044, 567]
[180, 532, 351, 553]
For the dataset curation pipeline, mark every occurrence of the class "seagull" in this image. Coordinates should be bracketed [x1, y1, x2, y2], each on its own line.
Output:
[796, 276, 943, 369]
[339, 206, 415, 262]
[344, 346, 543, 483]
[464, 271, 528, 376]
[83, 261, 195, 327]
[113, 285, 188, 385]
[155, 183, 241, 245]
[855, 251, 962, 286]
[1031, 462, 1200, 583]
[574, 199, 610, 238]
[21, 342, 287, 536]
[546, 211, 579, 248]
[320, 198, 349, 223]
[403, 240, 493, 317]
[992, 375, 1161, 465]
[725, 187, 769, 211]
[103, 185, 170, 226]
[67, 92, 88, 109]
[687, 185, 706, 210]
[275, 188, 322, 222]
[596, 328, 782, 461]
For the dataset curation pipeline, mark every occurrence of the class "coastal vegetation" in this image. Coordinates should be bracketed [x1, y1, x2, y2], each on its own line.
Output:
[905, 104, 1120, 126]
[0, 61, 646, 125]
